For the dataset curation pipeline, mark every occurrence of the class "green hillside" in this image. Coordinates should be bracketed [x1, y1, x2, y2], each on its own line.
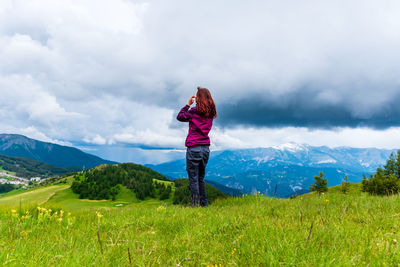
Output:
[0, 185, 70, 206]
[0, 153, 79, 178]
[1, 182, 400, 265]
[71, 163, 173, 201]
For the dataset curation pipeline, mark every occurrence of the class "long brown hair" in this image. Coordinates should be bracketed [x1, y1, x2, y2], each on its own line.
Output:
[196, 87, 217, 118]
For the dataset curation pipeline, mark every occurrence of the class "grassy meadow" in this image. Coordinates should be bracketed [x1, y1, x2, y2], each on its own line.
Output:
[1, 182, 400, 266]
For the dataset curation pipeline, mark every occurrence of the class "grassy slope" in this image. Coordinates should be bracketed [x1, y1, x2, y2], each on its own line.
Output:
[1, 183, 400, 265]
[0, 185, 70, 207]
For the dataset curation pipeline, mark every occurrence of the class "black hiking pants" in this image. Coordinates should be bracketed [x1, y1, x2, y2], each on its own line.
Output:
[186, 145, 210, 207]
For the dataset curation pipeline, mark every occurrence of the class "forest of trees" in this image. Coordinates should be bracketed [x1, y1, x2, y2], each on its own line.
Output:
[362, 150, 400, 195]
[0, 183, 15, 194]
[71, 163, 169, 200]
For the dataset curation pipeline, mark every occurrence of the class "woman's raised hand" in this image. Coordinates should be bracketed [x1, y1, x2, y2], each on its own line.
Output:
[187, 95, 195, 106]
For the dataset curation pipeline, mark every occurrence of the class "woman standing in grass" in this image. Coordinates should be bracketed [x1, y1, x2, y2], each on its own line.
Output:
[177, 87, 217, 207]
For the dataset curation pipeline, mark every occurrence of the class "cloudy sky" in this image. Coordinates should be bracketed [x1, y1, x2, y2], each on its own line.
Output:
[1, 0, 400, 164]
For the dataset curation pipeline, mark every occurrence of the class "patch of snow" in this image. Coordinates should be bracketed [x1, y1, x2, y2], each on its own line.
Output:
[290, 185, 302, 191]
[359, 160, 370, 167]
[253, 156, 273, 164]
[317, 158, 337, 164]
[273, 142, 309, 152]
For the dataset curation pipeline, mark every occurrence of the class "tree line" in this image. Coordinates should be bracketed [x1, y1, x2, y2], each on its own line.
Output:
[308, 150, 400, 197]
[362, 151, 400, 195]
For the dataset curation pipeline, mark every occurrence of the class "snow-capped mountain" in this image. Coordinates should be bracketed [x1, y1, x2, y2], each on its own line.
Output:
[148, 143, 397, 198]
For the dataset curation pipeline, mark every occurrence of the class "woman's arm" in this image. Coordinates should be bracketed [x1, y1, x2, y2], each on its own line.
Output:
[177, 105, 193, 122]
[177, 96, 195, 122]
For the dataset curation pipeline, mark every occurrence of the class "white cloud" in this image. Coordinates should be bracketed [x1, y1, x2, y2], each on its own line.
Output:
[0, 74, 83, 128]
[0, 0, 400, 163]
[84, 134, 107, 145]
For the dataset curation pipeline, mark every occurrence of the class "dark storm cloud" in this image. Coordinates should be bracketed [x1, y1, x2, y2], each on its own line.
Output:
[217, 87, 400, 129]
[2, 0, 400, 154]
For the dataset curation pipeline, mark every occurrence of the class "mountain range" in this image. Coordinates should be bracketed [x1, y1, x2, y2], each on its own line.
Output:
[149, 143, 397, 197]
[0, 134, 116, 168]
[1, 133, 397, 198]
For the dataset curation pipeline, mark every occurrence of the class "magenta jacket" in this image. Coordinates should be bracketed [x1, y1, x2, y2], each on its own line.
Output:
[177, 105, 213, 147]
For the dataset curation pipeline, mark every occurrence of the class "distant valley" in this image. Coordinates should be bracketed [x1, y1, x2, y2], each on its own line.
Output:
[149, 143, 397, 197]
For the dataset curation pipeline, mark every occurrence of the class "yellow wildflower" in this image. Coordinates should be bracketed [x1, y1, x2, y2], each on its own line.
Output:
[11, 209, 18, 217]
[20, 230, 30, 237]
[96, 211, 103, 225]
[156, 206, 166, 212]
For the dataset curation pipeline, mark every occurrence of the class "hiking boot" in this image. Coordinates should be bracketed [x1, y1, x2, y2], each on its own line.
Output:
[190, 194, 200, 207]
[200, 198, 209, 207]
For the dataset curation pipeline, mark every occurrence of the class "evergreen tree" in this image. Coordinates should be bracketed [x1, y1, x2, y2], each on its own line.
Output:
[309, 172, 328, 195]
[396, 151, 400, 179]
[110, 185, 120, 201]
[341, 175, 350, 194]
[384, 152, 397, 178]
[361, 174, 370, 192]
[362, 151, 400, 196]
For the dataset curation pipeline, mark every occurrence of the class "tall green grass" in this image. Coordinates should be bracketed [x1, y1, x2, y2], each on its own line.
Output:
[1, 184, 399, 266]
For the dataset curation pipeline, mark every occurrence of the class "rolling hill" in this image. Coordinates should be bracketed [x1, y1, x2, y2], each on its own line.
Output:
[0, 134, 116, 168]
